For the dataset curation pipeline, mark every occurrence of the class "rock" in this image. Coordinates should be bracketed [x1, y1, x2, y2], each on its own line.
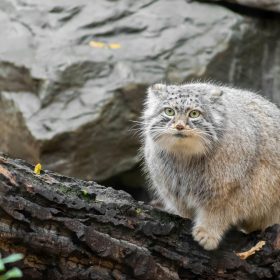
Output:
[1, 0, 280, 184]
[207, 0, 280, 13]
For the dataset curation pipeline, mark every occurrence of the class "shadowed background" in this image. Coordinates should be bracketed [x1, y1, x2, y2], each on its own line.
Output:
[0, 0, 280, 201]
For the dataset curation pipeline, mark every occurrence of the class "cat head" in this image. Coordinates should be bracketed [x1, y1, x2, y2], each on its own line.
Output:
[142, 83, 225, 156]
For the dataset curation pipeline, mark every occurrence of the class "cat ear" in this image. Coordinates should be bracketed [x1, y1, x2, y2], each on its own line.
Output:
[209, 88, 223, 102]
[148, 83, 167, 100]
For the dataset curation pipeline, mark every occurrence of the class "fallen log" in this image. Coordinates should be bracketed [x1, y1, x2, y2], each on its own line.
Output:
[0, 154, 279, 279]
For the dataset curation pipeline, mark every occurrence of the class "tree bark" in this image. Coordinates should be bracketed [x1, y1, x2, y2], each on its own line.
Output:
[0, 154, 280, 280]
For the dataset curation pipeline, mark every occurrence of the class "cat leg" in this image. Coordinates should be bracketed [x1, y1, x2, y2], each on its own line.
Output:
[192, 208, 232, 250]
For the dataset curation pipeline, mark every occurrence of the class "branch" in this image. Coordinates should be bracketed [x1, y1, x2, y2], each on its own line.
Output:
[0, 154, 279, 279]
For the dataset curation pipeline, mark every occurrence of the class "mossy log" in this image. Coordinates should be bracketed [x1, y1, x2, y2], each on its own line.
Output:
[0, 154, 280, 280]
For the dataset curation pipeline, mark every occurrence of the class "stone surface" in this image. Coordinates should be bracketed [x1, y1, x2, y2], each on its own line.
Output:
[1, 0, 280, 184]
[208, 0, 280, 12]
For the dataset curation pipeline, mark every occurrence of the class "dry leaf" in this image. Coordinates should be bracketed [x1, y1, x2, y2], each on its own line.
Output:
[89, 40, 106, 48]
[34, 163, 42, 175]
[89, 40, 121, 49]
[236, 240, 266, 260]
[109, 43, 121, 49]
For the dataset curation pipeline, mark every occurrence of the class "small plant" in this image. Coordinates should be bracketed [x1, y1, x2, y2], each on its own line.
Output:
[0, 253, 23, 280]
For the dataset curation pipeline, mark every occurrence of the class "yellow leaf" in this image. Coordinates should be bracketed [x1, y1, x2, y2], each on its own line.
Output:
[236, 240, 266, 260]
[89, 40, 106, 48]
[34, 163, 42, 175]
[109, 43, 121, 49]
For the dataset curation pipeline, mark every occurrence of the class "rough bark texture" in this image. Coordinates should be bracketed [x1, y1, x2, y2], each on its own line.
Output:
[0, 154, 280, 280]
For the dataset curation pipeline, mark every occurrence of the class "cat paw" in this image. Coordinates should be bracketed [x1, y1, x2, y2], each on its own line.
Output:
[192, 226, 220, 250]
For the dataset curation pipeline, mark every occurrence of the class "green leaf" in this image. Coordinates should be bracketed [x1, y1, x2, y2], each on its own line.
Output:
[2, 254, 23, 264]
[0, 259, 5, 271]
[2, 267, 23, 280]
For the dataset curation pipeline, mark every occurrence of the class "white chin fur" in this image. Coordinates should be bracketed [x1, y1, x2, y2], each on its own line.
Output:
[156, 135, 207, 156]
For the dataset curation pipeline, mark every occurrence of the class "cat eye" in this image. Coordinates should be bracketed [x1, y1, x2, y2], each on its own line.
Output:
[164, 107, 175, 116]
[189, 110, 201, 118]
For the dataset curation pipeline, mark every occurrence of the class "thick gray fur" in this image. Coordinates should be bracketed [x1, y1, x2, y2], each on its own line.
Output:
[141, 82, 280, 250]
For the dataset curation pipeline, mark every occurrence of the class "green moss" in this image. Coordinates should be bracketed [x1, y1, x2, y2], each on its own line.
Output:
[81, 189, 88, 197]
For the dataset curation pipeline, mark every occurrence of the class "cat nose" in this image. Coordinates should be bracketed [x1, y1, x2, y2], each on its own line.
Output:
[175, 121, 186, 131]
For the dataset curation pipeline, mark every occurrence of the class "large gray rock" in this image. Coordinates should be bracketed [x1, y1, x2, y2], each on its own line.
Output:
[208, 0, 280, 12]
[1, 0, 280, 183]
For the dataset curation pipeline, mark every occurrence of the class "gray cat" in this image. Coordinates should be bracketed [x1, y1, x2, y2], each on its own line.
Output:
[142, 83, 280, 250]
